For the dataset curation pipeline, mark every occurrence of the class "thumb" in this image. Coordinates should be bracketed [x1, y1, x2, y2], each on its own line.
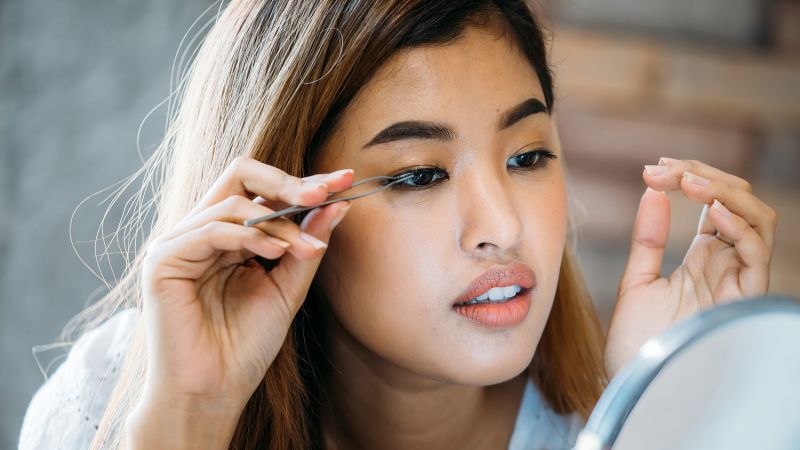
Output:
[269, 200, 351, 310]
[619, 188, 670, 296]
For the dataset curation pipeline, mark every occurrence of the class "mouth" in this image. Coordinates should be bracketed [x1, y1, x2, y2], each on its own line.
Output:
[452, 262, 536, 328]
[453, 284, 530, 306]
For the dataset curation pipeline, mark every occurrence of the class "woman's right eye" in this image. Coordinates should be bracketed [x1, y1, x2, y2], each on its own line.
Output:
[390, 167, 448, 190]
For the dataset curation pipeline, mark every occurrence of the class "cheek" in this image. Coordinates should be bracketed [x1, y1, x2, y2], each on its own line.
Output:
[532, 176, 568, 298]
[513, 176, 568, 338]
[538, 176, 568, 254]
[315, 203, 447, 346]
[313, 175, 569, 382]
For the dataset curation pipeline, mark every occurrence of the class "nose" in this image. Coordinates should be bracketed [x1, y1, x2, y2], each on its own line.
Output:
[456, 167, 524, 260]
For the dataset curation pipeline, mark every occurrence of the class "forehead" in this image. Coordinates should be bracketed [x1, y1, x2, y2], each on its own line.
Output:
[325, 24, 546, 152]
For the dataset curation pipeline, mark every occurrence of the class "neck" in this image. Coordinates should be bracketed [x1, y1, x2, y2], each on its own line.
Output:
[318, 313, 526, 450]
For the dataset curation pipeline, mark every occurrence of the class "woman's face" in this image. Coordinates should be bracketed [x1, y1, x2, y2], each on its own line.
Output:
[312, 24, 568, 386]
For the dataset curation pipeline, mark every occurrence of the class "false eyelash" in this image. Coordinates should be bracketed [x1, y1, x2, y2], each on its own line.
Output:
[383, 149, 557, 191]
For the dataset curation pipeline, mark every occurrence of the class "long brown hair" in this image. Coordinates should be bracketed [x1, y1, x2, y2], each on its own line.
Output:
[82, 1, 607, 448]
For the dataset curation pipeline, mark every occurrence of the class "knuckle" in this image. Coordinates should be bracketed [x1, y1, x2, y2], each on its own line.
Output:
[724, 173, 751, 192]
[273, 170, 289, 189]
[200, 221, 224, 236]
[278, 169, 298, 188]
[231, 155, 250, 170]
[740, 179, 753, 193]
[766, 207, 778, 224]
[244, 227, 270, 248]
[240, 229, 257, 247]
[221, 194, 249, 210]
[218, 156, 250, 186]
[686, 159, 702, 169]
[277, 173, 301, 200]
[225, 156, 246, 179]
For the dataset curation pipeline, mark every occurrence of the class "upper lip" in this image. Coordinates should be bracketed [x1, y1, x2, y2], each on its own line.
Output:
[453, 262, 537, 306]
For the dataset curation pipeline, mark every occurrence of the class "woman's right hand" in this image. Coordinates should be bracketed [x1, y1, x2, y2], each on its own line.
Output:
[125, 156, 354, 449]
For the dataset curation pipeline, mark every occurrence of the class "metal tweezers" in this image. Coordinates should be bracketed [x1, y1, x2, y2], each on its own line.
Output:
[243, 173, 414, 227]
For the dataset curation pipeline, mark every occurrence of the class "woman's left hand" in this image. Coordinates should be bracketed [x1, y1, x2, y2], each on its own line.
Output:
[604, 157, 778, 379]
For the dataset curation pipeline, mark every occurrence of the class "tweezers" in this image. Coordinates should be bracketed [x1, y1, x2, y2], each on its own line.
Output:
[243, 173, 414, 227]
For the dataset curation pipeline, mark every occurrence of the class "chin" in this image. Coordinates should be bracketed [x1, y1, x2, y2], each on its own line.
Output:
[436, 347, 535, 387]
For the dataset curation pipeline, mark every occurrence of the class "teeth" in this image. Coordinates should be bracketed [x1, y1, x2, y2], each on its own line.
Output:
[488, 287, 505, 300]
[463, 284, 523, 305]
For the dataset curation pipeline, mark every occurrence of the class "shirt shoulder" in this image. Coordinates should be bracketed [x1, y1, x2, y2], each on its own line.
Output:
[18, 308, 139, 450]
[508, 377, 586, 450]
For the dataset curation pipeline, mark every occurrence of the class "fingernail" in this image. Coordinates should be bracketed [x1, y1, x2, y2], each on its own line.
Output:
[300, 232, 328, 249]
[265, 236, 291, 248]
[712, 199, 732, 217]
[328, 168, 354, 178]
[329, 202, 352, 231]
[658, 157, 679, 166]
[644, 164, 668, 176]
[683, 171, 709, 186]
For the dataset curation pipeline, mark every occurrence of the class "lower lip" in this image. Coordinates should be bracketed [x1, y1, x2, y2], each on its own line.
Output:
[452, 288, 532, 328]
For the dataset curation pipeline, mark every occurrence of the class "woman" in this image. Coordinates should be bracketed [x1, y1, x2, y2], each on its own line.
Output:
[19, 0, 778, 449]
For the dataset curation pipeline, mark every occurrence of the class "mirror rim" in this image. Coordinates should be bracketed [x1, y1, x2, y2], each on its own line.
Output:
[572, 294, 800, 450]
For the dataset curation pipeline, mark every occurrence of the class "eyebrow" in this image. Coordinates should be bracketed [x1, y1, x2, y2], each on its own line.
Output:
[362, 97, 548, 149]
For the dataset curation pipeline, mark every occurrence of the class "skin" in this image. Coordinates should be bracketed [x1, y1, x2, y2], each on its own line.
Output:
[605, 160, 777, 377]
[310, 24, 567, 450]
[126, 15, 777, 450]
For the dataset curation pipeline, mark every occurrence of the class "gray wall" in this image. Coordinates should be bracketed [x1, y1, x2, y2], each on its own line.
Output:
[0, 1, 212, 447]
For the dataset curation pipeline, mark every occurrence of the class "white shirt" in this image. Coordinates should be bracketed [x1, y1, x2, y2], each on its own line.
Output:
[19, 309, 584, 449]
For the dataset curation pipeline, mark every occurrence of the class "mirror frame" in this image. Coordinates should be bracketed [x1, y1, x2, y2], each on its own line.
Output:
[572, 294, 800, 450]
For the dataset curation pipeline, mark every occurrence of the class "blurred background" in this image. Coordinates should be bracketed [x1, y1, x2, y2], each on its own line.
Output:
[0, 0, 797, 447]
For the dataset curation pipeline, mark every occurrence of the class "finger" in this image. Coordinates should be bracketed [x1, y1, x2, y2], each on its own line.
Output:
[302, 170, 357, 192]
[255, 169, 357, 211]
[190, 156, 354, 215]
[697, 203, 716, 236]
[618, 188, 670, 297]
[143, 221, 292, 283]
[643, 157, 753, 193]
[678, 171, 777, 252]
[708, 200, 771, 296]
[159, 195, 326, 259]
[269, 199, 352, 312]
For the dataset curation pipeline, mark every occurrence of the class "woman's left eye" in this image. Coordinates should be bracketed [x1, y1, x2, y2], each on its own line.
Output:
[507, 149, 557, 169]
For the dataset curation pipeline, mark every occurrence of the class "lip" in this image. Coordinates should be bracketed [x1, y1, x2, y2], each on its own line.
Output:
[452, 261, 537, 306]
[453, 289, 532, 328]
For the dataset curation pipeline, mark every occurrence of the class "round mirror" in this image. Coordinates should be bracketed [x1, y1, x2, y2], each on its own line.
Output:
[573, 294, 800, 450]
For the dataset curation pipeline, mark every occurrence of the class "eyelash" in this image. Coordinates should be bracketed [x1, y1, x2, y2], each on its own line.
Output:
[384, 149, 557, 191]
